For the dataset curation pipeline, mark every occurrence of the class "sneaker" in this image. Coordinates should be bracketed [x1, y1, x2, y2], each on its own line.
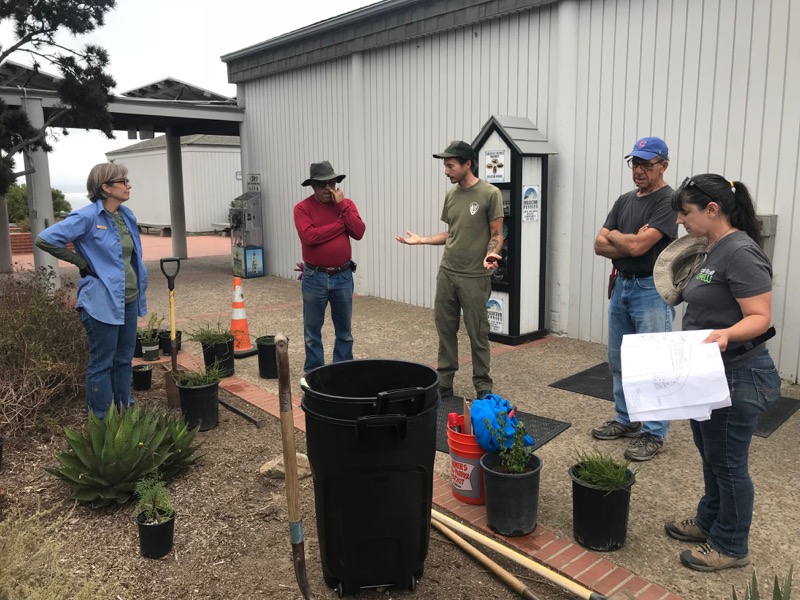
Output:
[624, 432, 664, 461]
[680, 543, 750, 572]
[591, 420, 642, 440]
[665, 518, 708, 542]
[438, 387, 454, 398]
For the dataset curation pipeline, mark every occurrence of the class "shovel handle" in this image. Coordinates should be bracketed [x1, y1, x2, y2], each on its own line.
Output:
[160, 257, 181, 291]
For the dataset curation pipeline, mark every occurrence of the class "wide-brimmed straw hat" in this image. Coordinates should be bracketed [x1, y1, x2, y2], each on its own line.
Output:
[654, 235, 708, 305]
[301, 161, 346, 187]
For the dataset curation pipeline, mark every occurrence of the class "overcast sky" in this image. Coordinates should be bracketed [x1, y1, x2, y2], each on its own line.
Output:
[2, 0, 379, 189]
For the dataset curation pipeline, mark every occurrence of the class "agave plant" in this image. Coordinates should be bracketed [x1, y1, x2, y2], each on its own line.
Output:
[47, 405, 171, 507]
[156, 412, 203, 481]
[732, 566, 793, 600]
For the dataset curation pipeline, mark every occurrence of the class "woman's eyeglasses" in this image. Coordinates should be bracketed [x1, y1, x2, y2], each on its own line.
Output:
[106, 178, 130, 186]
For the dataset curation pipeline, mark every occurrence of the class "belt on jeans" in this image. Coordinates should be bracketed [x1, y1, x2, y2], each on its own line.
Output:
[305, 261, 352, 275]
[616, 271, 652, 279]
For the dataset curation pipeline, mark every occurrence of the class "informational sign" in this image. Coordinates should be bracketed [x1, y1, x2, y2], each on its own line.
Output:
[484, 150, 506, 183]
[487, 297, 504, 333]
[246, 173, 261, 193]
[522, 185, 540, 223]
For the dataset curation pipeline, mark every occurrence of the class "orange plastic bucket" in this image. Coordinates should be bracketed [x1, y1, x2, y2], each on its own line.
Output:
[447, 426, 486, 505]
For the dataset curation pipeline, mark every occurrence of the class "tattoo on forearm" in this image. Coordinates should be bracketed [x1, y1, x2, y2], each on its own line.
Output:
[487, 235, 500, 254]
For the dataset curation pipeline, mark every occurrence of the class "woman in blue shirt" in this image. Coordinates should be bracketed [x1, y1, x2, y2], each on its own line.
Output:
[36, 163, 148, 419]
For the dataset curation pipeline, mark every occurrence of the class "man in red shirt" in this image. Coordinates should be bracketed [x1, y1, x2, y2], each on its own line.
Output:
[294, 161, 366, 373]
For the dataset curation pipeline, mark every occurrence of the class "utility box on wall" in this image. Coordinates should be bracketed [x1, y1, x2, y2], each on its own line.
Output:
[230, 191, 265, 278]
[472, 116, 557, 345]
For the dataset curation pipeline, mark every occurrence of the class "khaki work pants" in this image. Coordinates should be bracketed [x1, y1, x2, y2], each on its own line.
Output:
[434, 269, 492, 396]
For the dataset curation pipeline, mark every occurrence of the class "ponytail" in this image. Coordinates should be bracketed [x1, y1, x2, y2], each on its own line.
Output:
[729, 181, 762, 246]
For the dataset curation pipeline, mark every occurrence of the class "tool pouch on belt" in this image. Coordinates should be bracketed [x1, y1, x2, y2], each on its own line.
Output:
[608, 267, 617, 300]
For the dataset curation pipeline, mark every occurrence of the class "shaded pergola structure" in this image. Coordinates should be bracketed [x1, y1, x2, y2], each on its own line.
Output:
[0, 61, 244, 273]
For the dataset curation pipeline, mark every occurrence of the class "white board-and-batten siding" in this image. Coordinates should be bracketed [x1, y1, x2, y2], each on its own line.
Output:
[107, 143, 241, 233]
[235, 0, 800, 382]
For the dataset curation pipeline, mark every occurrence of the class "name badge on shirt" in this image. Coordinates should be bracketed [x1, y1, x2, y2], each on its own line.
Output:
[96, 225, 108, 230]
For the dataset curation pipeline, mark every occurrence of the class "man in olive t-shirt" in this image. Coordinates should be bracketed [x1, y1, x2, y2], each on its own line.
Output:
[396, 141, 503, 399]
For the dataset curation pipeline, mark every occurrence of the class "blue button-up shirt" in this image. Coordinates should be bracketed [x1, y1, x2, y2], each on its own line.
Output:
[39, 199, 148, 324]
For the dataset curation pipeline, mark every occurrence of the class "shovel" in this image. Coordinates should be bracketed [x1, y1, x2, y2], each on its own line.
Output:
[276, 333, 315, 600]
[160, 257, 181, 409]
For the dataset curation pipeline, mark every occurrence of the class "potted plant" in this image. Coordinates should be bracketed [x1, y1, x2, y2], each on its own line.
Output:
[189, 322, 234, 377]
[568, 449, 637, 551]
[139, 313, 164, 361]
[135, 476, 176, 559]
[175, 364, 221, 431]
[479, 415, 542, 536]
[132, 364, 153, 391]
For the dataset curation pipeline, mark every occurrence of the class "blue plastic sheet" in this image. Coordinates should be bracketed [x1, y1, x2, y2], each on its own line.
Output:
[471, 394, 534, 452]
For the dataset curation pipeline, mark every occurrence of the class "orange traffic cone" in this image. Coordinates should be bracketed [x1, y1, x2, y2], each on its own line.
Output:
[231, 277, 257, 358]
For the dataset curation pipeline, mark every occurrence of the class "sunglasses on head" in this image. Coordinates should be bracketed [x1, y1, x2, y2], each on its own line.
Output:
[680, 177, 715, 202]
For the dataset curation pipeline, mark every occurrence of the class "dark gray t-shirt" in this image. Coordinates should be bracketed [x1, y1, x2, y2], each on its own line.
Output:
[682, 231, 772, 358]
[603, 186, 677, 275]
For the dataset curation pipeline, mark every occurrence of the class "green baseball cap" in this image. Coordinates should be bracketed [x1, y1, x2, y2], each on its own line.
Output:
[433, 140, 476, 161]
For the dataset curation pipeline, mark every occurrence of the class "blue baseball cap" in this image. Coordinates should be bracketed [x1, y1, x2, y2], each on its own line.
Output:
[625, 137, 669, 161]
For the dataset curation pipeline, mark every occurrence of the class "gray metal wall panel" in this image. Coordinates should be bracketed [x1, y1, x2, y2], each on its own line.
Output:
[238, 0, 799, 381]
[567, 0, 800, 382]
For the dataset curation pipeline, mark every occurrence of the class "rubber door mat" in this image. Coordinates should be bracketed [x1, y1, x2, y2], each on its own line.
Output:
[755, 396, 800, 438]
[549, 362, 614, 402]
[550, 364, 797, 437]
[435, 395, 571, 454]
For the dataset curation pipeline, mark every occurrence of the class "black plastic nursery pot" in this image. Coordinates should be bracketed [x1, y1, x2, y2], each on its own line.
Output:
[256, 336, 278, 379]
[177, 381, 219, 431]
[141, 339, 160, 361]
[136, 510, 176, 559]
[201, 338, 234, 378]
[480, 452, 543, 537]
[134, 335, 143, 358]
[301, 359, 439, 597]
[569, 466, 635, 551]
[159, 330, 182, 355]
[132, 365, 153, 391]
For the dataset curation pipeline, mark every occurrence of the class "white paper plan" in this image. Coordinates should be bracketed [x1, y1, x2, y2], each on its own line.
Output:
[621, 330, 731, 422]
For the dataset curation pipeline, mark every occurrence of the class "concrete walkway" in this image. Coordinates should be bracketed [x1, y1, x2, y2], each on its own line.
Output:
[14, 234, 799, 600]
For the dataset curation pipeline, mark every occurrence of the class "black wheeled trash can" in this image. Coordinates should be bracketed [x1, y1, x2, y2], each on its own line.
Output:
[301, 359, 439, 598]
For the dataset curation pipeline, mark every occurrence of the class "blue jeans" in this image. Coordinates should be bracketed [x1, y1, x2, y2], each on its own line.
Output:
[692, 350, 780, 557]
[608, 275, 675, 438]
[80, 300, 138, 419]
[301, 266, 354, 372]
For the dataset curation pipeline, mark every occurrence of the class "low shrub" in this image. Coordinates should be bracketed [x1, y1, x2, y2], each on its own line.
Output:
[0, 506, 113, 599]
[0, 267, 87, 434]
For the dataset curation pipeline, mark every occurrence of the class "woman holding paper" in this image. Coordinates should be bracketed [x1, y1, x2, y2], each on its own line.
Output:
[663, 174, 780, 573]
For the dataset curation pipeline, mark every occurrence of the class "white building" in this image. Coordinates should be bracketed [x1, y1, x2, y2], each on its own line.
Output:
[222, 0, 800, 383]
[106, 134, 241, 233]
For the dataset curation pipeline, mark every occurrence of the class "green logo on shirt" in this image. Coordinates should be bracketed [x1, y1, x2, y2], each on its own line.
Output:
[697, 268, 715, 284]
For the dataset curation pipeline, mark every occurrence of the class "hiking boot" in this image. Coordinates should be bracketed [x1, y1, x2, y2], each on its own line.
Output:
[680, 543, 750, 572]
[624, 432, 664, 461]
[591, 420, 642, 440]
[665, 518, 708, 542]
[476, 390, 492, 400]
[438, 387, 454, 398]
